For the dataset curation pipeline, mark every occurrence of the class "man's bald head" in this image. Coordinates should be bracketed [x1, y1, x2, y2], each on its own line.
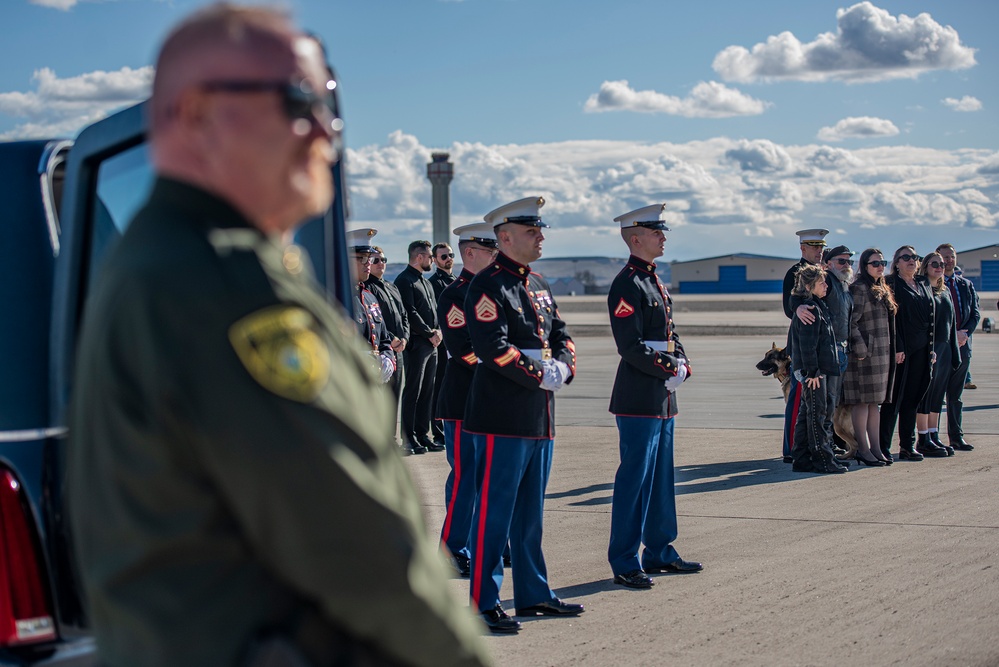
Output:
[146, 3, 336, 234]
[151, 4, 296, 137]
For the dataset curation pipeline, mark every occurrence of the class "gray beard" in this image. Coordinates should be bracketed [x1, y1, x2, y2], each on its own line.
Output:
[830, 265, 853, 283]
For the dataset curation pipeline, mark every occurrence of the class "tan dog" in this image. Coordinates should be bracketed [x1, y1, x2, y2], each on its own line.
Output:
[756, 343, 856, 457]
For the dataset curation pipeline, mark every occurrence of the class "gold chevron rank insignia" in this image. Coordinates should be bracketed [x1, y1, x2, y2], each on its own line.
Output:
[475, 294, 498, 322]
[613, 298, 635, 318]
[229, 306, 330, 403]
[446, 304, 466, 328]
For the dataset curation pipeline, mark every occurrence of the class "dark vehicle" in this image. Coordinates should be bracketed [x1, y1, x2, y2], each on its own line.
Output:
[1, 95, 351, 665]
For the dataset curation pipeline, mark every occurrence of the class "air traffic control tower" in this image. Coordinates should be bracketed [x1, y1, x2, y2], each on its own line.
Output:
[427, 152, 453, 246]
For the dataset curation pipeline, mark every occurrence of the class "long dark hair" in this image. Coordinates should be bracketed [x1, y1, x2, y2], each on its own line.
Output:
[856, 247, 898, 314]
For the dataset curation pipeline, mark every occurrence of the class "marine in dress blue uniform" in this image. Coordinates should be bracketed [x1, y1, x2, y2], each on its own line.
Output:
[464, 197, 583, 634]
[605, 204, 702, 590]
[435, 223, 498, 578]
[348, 228, 395, 384]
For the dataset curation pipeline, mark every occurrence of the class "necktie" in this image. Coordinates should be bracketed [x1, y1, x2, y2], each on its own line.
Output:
[946, 277, 961, 324]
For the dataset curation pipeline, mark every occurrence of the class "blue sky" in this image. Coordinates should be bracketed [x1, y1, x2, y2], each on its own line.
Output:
[2, 0, 997, 264]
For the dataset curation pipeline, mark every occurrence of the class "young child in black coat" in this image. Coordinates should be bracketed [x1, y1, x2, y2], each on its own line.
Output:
[789, 265, 847, 474]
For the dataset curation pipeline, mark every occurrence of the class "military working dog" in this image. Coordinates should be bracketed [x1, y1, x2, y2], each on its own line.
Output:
[756, 343, 856, 457]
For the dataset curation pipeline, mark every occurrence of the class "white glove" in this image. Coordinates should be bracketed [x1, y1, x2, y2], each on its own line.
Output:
[539, 359, 570, 392]
[663, 359, 688, 393]
[378, 353, 396, 384]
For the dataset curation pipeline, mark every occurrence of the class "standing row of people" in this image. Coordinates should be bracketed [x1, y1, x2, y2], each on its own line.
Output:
[782, 230, 981, 472]
[351, 234, 462, 455]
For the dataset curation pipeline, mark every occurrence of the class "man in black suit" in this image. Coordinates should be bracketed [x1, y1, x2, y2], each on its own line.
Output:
[395, 240, 445, 455]
[365, 246, 409, 446]
[428, 242, 457, 446]
[937, 244, 980, 450]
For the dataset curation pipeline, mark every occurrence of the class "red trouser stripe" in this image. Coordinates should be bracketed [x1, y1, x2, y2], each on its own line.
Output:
[790, 383, 802, 451]
[441, 420, 462, 544]
[471, 434, 494, 607]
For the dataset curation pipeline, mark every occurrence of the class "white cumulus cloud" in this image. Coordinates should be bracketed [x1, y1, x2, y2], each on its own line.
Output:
[30, 0, 78, 8]
[942, 96, 983, 112]
[817, 116, 899, 142]
[724, 139, 792, 172]
[342, 133, 999, 261]
[0, 65, 152, 139]
[583, 80, 770, 118]
[713, 1, 976, 83]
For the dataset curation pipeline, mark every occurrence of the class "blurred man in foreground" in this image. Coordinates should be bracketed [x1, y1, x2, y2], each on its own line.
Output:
[67, 5, 488, 666]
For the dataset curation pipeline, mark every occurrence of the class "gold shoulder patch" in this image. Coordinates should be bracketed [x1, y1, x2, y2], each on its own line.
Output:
[229, 306, 330, 403]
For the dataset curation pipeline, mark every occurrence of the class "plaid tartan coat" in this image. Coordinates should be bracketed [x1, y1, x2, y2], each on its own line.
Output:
[842, 280, 896, 404]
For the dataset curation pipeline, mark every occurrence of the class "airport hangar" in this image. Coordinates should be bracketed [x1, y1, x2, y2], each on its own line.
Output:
[670, 244, 999, 294]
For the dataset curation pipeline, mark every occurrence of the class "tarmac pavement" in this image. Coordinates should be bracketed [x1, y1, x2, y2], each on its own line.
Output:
[405, 312, 999, 666]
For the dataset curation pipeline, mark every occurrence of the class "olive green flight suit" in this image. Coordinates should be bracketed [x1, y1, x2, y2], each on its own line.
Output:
[68, 178, 489, 667]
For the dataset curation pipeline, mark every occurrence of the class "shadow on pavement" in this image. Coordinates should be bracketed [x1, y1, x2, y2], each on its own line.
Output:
[557, 457, 853, 507]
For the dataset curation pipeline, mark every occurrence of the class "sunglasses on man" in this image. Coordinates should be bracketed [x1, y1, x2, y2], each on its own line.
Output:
[437, 253, 455, 260]
[200, 77, 344, 133]
[832, 258, 854, 266]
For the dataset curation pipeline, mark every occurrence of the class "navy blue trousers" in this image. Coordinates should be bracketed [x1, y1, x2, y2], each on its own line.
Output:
[609, 416, 681, 575]
[439, 420, 477, 560]
[469, 434, 555, 612]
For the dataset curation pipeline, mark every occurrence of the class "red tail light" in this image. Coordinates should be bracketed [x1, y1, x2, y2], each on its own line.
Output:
[0, 469, 56, 646]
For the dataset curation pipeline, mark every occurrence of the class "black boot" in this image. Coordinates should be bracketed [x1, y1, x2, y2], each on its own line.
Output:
[916, 432, 947, 458]
[929, 431, 954, 456]
[812, 444, 848, 474]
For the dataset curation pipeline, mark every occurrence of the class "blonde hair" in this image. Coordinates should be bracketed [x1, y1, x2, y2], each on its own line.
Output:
[917, 251, 946, 295]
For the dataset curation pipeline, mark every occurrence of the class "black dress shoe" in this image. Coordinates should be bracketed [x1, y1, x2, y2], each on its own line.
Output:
[418, 437, 445, 452]
[915, 445, 948, 458]
[515, 598, 584, 617]
[791, 460, 817, 473]
[782, 455, 794, 463]
[614, 570, 654, 589]
[481, 605, 520, 634]
[645, 558, 703, 574]
[854, 453, 886, 467]
[899, 448, 924, 461]
[444, 553, 470, 577]
[404, 440, 428, 455]
[952, 439, 975, 451]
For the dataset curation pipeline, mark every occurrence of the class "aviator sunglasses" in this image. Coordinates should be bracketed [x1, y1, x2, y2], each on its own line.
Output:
[437, 253, 455, 260]
[200, 77, 344, 132]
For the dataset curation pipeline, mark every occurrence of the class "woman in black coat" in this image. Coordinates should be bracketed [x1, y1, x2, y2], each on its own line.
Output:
[915, 251, 961, 456]
[879, 246, 941, 460]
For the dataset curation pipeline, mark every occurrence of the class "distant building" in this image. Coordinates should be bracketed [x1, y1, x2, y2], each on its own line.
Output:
[671, 253, 794, 294]
[954, 243, 999, 290]
[548, 277, 586, 296]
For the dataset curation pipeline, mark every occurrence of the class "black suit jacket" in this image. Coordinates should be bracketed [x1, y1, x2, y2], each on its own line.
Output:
[364, 274, 409, 342]
[945, 273, 980, 355]
[394, 265, 439, 341]
[428, 268, 456, 301]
